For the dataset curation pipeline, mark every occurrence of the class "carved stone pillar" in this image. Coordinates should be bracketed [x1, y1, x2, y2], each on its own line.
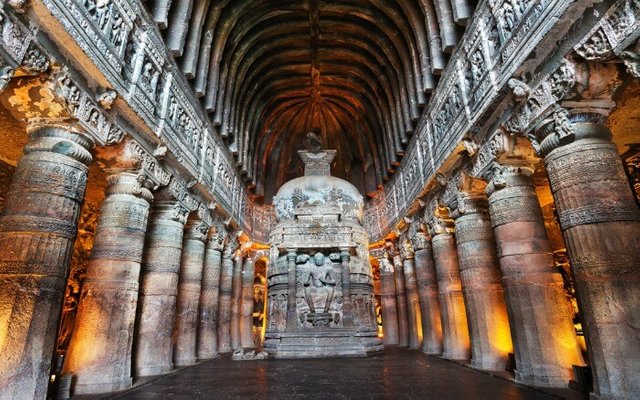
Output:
[536, 112, 640, 398]
[285, 249, 298, 330]
[371, 248, 400, 346]
[0, 125, 92, 399]
[197, 224, 225, 359]
[428, 214, 471, 361]
[486, 164, 584, 387]
[410, 231, 444, 355]
[451, 192, 512, 370]
[64, 172, 153, 394]
[340, 248, 355, 329]
[174, 219, 208, 366]
[230, 250, 244, 351]
[400, 236, 421, 350]
[217, 237, 238, 353]
[134, 200, 188, 377]
[240, 253, 256, 349]
[387, 241, 409, 347]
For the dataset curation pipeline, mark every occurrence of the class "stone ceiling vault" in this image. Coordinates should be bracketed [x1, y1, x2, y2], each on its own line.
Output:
[147, 0, 474, 201]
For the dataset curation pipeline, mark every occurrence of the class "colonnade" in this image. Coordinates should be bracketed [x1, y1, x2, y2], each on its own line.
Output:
[372, 111, 639, 399]
[0, 123, 264, 397]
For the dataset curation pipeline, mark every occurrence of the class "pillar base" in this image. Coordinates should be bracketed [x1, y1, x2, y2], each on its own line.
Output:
[515, 370, 570, 388]
[175, 358, 198, 367]
[73, 377, 132, 395]
[441, 351, 469, 361]
[471, 359, 507, 371]
[197, 352, 220, 360]
[135, 364, 173, 377]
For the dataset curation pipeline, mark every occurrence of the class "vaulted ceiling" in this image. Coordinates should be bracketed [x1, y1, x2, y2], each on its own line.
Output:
[145, 0, 474, 202]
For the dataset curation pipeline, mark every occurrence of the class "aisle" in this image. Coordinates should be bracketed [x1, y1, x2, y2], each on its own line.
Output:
[102, 348, 578, 399]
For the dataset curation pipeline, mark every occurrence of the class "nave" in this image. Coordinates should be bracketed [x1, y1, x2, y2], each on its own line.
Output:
[93, 349, 581, 400]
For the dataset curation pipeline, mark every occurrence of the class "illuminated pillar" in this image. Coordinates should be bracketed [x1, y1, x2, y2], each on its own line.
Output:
[452, 192, 512, 370]
[538, 113, 640, 398]
[372, 249, 400, 346]
[217, 237, 237, 353]
[387, 241, 409, 347]
[411, 231, 444, 355]
[486, 164, 584, 387]
[400, 238, 421, 350]
[240, 253, 256, 349]
[429, 215, 471, 361]
[64, 172, 153, 394]
[174, 219, 208, 366]
[0, 125, 92, 399]
[230, 251, 243, 351]
[134, 200, 188, 377]
[197, 226, 225, 359]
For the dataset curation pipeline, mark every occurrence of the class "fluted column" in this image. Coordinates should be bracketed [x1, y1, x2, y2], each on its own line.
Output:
[410, 231, 444, 355]
[134, 200, 188, 377]
[240, 253, 256, 349]
[174, 220, 208, 366]
[372, 249, 400, 346]
[197, 225, 225, 359]
[0, 125, 92, 399]
[428, 214, 471, 361]
[217, 237, 237, 353]
[486, 164, 584, 387]
[64, 172, 153, 394]
[387, 241, 409, 347]
[400, 237, 421, 350]
[230, 250, 244, 351]
[452, 192, 512, 370]
[537, 112, 640, 398]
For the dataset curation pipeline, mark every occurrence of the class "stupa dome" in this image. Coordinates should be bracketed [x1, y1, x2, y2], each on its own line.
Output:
[272, 147, 364, 223]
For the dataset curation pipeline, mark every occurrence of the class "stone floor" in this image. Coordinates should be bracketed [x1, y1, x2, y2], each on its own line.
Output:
[99, 348, 584, 400]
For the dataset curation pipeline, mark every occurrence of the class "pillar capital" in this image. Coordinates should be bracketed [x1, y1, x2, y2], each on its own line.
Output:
[398, 234, 414, 260]
[206, 217, 227, 251]
[25, 123, 94, 165]
[184, 219, 210, 242]
[485, 162, 535, 196]
[105, 172, 154, 203]
[368, 246, 386, 260]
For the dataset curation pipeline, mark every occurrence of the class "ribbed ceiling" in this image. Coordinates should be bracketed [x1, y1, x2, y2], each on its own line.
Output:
[146, 0, 474, 201]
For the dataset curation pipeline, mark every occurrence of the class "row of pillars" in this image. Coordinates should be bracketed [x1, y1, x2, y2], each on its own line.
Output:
[0, 124, 259, 398]
[374, 115, 639, 400]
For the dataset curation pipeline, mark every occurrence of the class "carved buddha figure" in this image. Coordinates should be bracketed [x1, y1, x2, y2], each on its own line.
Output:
[303, 252, 336, 315]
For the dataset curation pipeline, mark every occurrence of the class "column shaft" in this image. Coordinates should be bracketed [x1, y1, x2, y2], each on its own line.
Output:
[240, 256, 255, 349]
[0, 126, 92, 399]
[197, 241, 222, 359]
[432, 232, 471, 360]
[134, 202, 185, 376]
[454, 205, 512, 370]
[64, 172, 152, 394]
[379, 260, 400, 346]
[414, 245, 444, 355]
[230, 254, 243, 350]
[174, 221, 207, 366]
[544, 123, 640, 399]
[392, 254, 409, 347]
[487, 168, 584, 387]
[217, 254, 234, 353]
[403, 258, 422, 350]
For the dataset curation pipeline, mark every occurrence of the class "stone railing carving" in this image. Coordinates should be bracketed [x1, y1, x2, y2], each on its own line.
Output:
[365, 0, 639, 242]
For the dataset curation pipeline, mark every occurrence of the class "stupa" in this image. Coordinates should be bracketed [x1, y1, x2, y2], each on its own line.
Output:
[264, 133, 383, 358]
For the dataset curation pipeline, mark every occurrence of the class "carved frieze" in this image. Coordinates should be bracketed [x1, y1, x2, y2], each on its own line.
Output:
[575, 0, 640, 61]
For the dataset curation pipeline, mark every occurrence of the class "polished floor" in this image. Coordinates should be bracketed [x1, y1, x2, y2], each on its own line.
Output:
[106, 348, 582, 400]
